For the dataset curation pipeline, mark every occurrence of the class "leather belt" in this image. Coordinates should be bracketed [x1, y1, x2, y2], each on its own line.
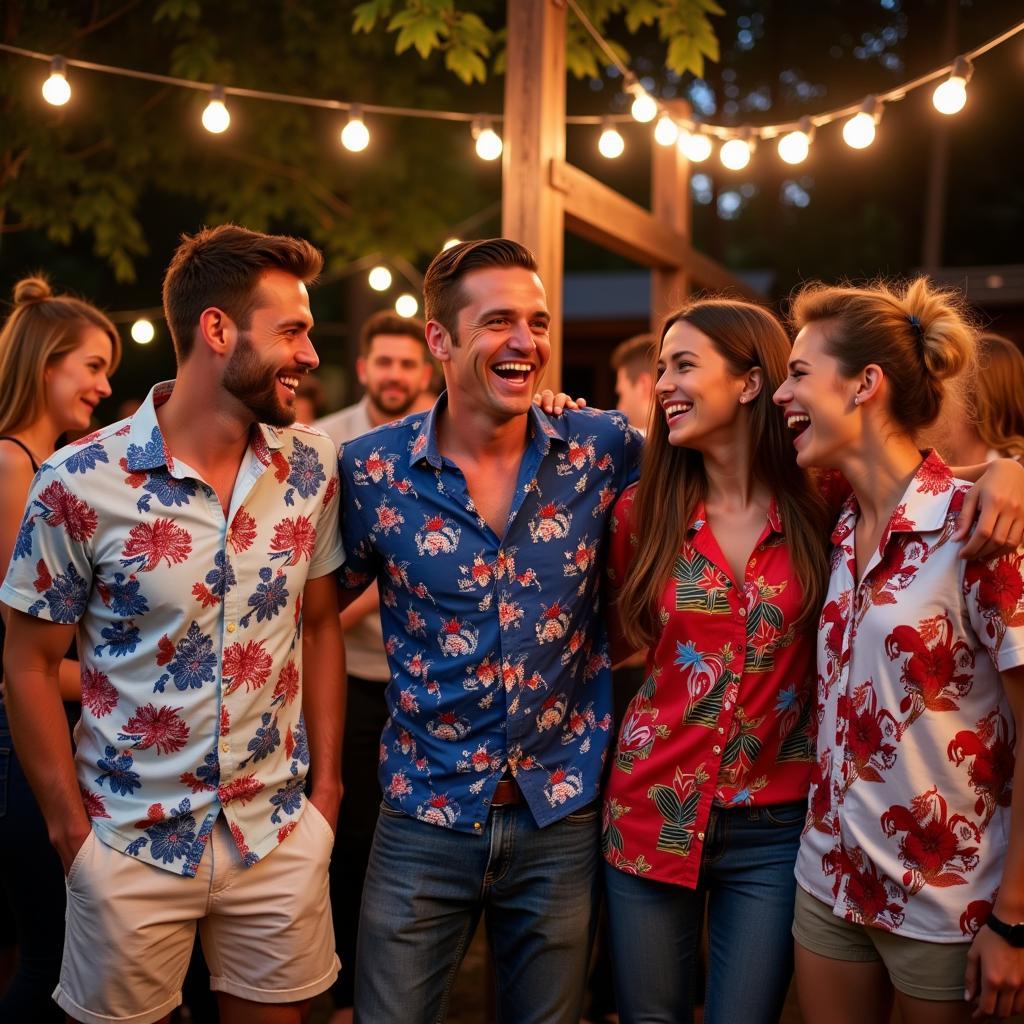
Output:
[490, 778, 523, 806]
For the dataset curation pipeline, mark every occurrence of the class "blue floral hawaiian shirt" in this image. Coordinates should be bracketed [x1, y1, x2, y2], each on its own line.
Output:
[338, 396, 642, 834]
[0, 381, 344, 876]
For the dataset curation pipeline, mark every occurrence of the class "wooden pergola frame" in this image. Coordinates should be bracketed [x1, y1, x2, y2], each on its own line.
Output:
[501, 0, 761, 388]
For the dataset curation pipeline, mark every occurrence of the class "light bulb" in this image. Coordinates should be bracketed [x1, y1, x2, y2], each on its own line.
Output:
[679, 129, 712, 163]
[130, 319, 155, 345]
[341, 106, 370, 152]
[202, 87, 230, 134]
[442, 238, 461, 251]
[474, 121, 503, 161]
[932, 56, 973, 116]
[842, 97, 881, 149]
[598, 119, 625, 159]
[395, 293, 419, 318]
[630, 89, 658, 124]
[654, 115, 679, 147]
[42, 57, 71, 106]
[720, 137, 752, 171]
[368, 266, 392, 292]
[777, 118, 813, 165]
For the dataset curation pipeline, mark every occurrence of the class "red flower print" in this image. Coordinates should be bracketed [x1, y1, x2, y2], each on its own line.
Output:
[120, 703, 190, 755]
[840, 682, 899, 788]
[270, 515, 316, 566]
[966, 552, 1024, 620]
[156, 634, 175, 666]
[118, 456, 147, 489]
[915, 454, 953, 495]
[322, 475, 339, 507]
[121, 518, 193, 571]
[229, 508, 258, 552]
[37, 481, 98, 541]
[223, 639, 273, 694]
[81, 668, 118, 717]
[947, 709, 1014, 825]
[272, 661, 300, 706]
[960, 899, 993, 937]
[271, 451, 290, 483]
[218, 774, 265, 805]
[80, 785, 110, 819]
[837, 845, 907, 931]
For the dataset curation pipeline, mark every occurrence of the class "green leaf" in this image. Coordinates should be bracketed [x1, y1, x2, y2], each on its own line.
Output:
[445, 47, 487, 85]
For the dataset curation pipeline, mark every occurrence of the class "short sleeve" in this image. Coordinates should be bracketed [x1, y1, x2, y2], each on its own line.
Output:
[605, 484, 640, 664]
[307, 440, 345, 580]
[336, 444, 380, 591]
[0, 466, 96, 623]
[963, 549, 1024, 672]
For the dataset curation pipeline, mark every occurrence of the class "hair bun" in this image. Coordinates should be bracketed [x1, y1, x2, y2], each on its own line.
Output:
[13, 276, 53, 305]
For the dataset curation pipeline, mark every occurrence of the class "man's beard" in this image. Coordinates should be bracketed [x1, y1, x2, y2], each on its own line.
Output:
[223, 334, 296, 427]
[367, 381, 417, 418]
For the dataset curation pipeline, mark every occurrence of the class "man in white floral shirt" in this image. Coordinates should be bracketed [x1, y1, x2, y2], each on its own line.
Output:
[1, 225, 345, 1024]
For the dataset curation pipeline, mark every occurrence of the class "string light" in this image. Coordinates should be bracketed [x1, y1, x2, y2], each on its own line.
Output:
[932, 55, 973, 115]
[130, 318, 154, 344]
[777, 117, 814, 165]
[41, 55, 70, 106]
[720, 129, 754, 171]
[341, 104, 370, 152]
[442, 238, 461, 250]
[679, 129, 713, 163]
[395, 293, 418, 318]
[472, 116, 503, 161]
[654, 114, 680, 147]
[368, 265, 392, 291]
[201, 86, 230, 133]
[842, 96, 882, 149]
[628, 84, 658, 124]
[598, 118, 625, 159]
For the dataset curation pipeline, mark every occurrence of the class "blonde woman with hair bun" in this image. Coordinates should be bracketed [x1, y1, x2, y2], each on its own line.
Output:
[774, 278, 1024, 1023]
[0, 274, 118, 1022]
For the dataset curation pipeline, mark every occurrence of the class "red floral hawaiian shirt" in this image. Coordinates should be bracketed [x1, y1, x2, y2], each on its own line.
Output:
[602, 485, 818, 887]
[797, 451, 1024, 941]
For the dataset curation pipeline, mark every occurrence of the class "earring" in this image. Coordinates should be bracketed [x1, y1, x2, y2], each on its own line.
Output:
[854, 396, 861, 406]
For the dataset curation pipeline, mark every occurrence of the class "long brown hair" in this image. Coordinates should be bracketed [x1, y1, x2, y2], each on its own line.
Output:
[616, 299, 829, 650]
[973, 333, 1024, 458]
[0, 275, 120, 436]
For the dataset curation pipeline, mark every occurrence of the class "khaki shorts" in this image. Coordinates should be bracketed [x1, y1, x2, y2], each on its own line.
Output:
[792, 884, 970, 1002]
[56, 805, 339, 1024]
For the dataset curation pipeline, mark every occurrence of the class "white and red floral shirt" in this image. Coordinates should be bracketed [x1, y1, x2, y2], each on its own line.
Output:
[797, 451, 1024, 942]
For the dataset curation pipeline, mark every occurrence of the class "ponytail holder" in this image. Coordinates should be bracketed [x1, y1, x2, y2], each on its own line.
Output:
[907, 314, 925, 345]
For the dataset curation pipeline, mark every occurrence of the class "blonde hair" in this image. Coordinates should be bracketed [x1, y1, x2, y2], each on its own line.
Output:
[973, 333, 1024, 458]
[790, 277, 976, 433]
[0, 276, 121, 435]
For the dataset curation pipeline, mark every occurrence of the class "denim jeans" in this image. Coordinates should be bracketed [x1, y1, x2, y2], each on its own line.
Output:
[604, 800, 805, 1024]
[354, 800, 600, 1024]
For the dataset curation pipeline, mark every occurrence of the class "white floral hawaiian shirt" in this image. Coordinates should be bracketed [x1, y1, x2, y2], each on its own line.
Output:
[797, 451, 1024, 941]
[0, 381, 344, 876]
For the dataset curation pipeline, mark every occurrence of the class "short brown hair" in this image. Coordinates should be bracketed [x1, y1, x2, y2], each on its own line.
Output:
[611, 333, 657, 383]
[790, 277, 976, 433]
[162, 224, 322, 361]
[359, 310, 427, 358]
[423, 238, 537, 342]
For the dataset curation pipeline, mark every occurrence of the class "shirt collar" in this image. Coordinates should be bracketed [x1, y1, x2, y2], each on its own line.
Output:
[125, 380, 284, 474]
[408, 392, 567, 469]
[687, 495, 784, 537]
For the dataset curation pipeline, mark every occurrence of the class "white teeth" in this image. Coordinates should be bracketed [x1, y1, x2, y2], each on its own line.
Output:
[787, 413, 810, 428]
[278, 375, 300, 389]
[664, 402, 693, 417]
[493, 362, 533, 373]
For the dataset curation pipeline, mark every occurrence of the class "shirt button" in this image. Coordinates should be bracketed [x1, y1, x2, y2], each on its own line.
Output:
[738, 607, 747, 617]
[220, 740, 230, 754]
[473, 822, 482, 830]
[698, 832, 705, 841]
[226, 623, 236, 633]
[717, 727, 724, 734]
[713, 745, 722, 755]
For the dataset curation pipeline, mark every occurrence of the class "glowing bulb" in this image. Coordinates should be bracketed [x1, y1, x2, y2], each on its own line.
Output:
[473, 118, 503, 161]
[932, 56, 973, 116]
[442, 238, 461, 251]
[777, 119, 813, 165]
[679, 130, 712, 163]
[720, 137, 752, 171]
[42, 57, 71, 106]
[131, 319, 155, 345]
[202, 87, 230, 134]
[843, 97, 881, 149]
[341, 106, 370, 152]
[368, 266, 392, 292]
[395, 293, 419, 318]
[630, 89, 658, 124]
[598, 119, 625, 159]
[654, 115, 679, 147]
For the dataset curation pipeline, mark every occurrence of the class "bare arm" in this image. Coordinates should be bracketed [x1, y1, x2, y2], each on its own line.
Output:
[965, 663, 1024, 1019]
[302, 572, 346, 833]
[340, 581, 380, 632]
[2, 609, 89, 872]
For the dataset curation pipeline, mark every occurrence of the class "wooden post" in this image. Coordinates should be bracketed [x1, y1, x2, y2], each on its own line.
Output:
[651, 100, 693, 328]
[502, 0, 567, 388]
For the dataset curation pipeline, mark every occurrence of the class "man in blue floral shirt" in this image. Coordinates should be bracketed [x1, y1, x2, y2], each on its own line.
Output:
[340, 239, 642, 1024]
[1, 226, 345, 1024]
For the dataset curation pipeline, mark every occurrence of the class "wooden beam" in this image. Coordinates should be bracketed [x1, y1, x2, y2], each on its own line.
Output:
[551, 159, 762, 302]
[502, 0, 567, 388]
[651, 101, 693, 327]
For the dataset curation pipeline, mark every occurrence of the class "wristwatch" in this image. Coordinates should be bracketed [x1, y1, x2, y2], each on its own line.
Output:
[985, 912, 1024, 947]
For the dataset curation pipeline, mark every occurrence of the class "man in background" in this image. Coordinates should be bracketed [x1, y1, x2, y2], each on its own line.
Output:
[317, 311, 433, 1024]
[611, 332, 657, 432]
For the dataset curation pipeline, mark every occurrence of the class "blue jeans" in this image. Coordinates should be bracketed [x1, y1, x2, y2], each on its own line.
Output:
[354, 800, 600, 1024]
[604, 800, 805, 1024]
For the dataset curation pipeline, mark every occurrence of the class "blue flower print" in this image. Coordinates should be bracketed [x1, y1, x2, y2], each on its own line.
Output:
[287, 438, 326, 499]
[125, 836, 149, 856]
[168, 621, 216, 691]
[241, 567, 289, 627]
[774, 684, 799, 715]
[126, 426, 164, 470]
[245, 712, 281, 764]
[12, 512, 34, 561]
[183, 815, 217, 876]
[65, 443, 109, 475]
[95, 745, 142, 796]
[143, 469, 197, 509]
[106, 572, 149, 617]
[146, 799, 197, 865]
[180, 750, 221, 792]
[290, 714, 309, 772]
[205, 550, 236, 600]
[269, 776, 304, 824]
[94, 620, 142, 658]
[39, 562, 88, 623]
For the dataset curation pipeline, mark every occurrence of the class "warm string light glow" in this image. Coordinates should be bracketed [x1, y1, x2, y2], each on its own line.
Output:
[598, 118, 625, 158]
[201, 86, 230, 133]
[679, 129, 712, 163]
[130, 319, 155, 344]
[654, 114, 679, 147]
[777, 117, 814, 165]
[368, 265, 392, 291]
[341, 105, 369, 152]
[933, 55, 973, 115]
[842, 97, 882, 149]
[395, 293, 418, 318]
[41, 55, 70, 106]
[720, 130, 754, 171]
[628, 85, 658, 124]
[472, 116, 503, 161]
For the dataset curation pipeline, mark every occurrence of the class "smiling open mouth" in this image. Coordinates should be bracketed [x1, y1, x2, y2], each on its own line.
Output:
[664, 401, 693, 422]
[491, 361, 533, 384]
[277, 374, 300, 394]
[786, 412, 810, 442]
